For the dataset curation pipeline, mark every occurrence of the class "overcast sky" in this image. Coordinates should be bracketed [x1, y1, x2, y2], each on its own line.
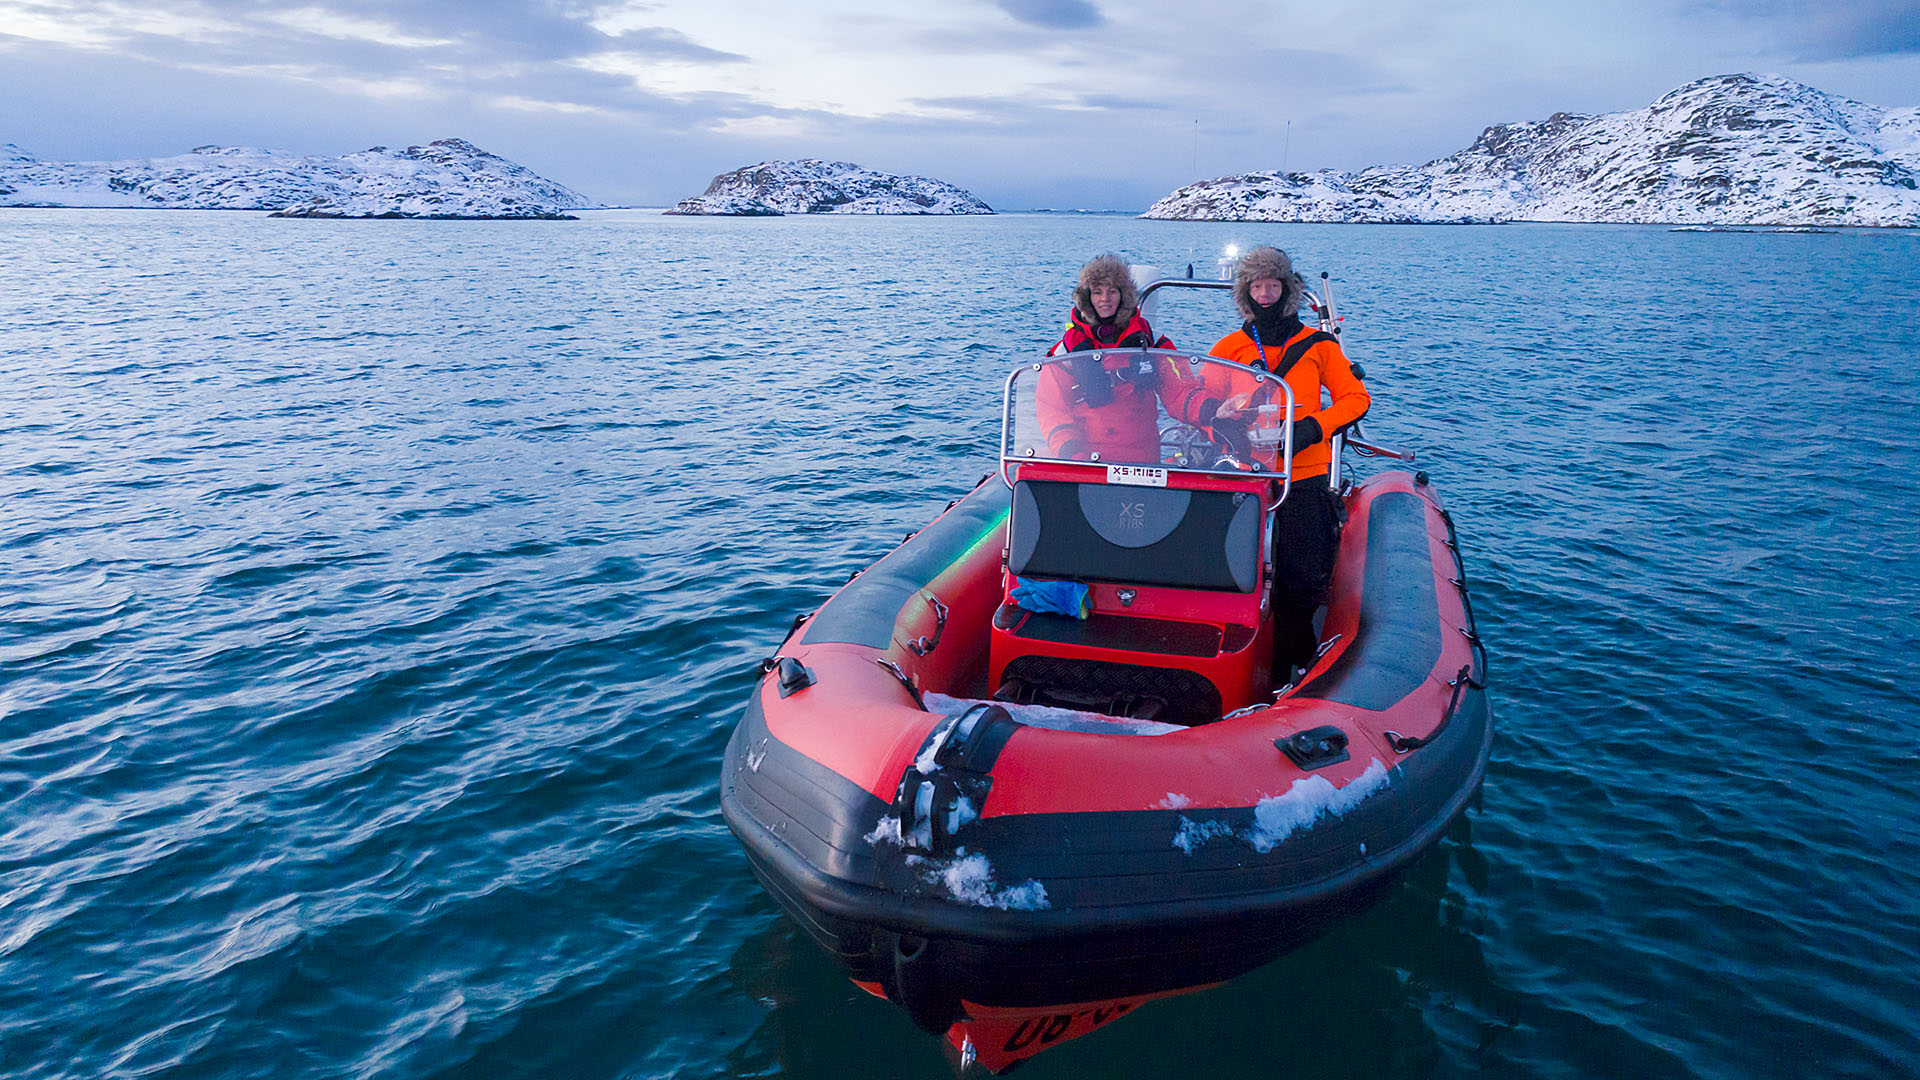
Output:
[3, 0, 1917, 208]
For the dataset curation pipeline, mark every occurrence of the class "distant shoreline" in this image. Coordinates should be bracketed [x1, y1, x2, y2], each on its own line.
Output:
[3, 205, 1911, 230]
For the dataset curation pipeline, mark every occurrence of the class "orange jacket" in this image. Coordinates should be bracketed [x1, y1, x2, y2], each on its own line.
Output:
[1206, 320, 1369, 480]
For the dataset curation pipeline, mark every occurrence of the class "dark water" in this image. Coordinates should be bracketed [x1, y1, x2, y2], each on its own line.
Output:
[3, 209, 1918, 1079]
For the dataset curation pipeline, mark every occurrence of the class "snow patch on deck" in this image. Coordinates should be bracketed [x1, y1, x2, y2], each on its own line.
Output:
[865, 827, 1051, 910]
[1171, 759, 1394, 852]
[923, 692, 1183, 735]
[1172, 817, 1235, 853]
[1247, 759, 1392, 852]
[858, 707, 1049, 909]
[864, 816, 904, 847]
[937, 852, 1051, 910]
[912, 710, 963, 772]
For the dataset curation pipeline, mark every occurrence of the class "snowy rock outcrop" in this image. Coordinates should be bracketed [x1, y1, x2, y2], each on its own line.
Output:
[1146, 74, 1920, 227]
[668, 159, 993, 215]
[0, 139, 590, 219]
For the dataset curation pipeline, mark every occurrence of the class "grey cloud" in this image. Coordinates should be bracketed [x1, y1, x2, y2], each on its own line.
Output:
[11, 0, 763, 128]
[605, 27, 748, 63]
[897, 40, 1396, 138]
[1797, 5, 1920, 59]
[34, 0, 743, 67]
[288, 0, 615, 61]
[904, 91, 1171, 128]
[1078, 92, 1178, 112]
[992, 0, 1105, 30]
[1696, 0, 1920, 60]
[380, 0, 608, 60]
[125, 0, 617, 61]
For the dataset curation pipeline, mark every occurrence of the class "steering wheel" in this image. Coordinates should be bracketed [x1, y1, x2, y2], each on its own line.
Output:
[1159, 422, 1226, 469]
[1160, 422, 1266, 473]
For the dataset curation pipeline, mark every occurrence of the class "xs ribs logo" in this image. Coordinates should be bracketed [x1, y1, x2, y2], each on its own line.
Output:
[1117, 502, 1145, 530]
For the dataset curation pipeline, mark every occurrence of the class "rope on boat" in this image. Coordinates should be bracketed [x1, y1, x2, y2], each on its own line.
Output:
[1386, 663, 1480, 753]
[1437, 506, 1490, 687]
[1384, 502, 1489, 754]
[876, 657, 927, 711]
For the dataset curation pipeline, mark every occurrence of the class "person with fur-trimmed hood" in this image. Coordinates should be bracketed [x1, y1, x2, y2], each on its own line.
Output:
[1207, 245, 1371, 680]
[1048, 253, 1168, 355]
[1035, 254, 1213, 462]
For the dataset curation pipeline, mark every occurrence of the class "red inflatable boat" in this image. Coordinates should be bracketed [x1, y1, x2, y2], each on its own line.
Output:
[721, 282, 1492, 1071]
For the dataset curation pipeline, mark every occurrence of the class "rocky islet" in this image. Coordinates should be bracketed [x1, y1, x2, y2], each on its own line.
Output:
[1145, 74, 1920, 227]
[0, 138, 590, 219]
[667, 159, 993, 216]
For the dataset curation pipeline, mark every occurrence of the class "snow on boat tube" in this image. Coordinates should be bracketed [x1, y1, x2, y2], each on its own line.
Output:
[720, 338, 1492, 1071]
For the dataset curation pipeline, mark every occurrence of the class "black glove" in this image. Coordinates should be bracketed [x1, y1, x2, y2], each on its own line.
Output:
[1290, 416, 1324, 451]
[1209, 417, 1251, 458]
[1057, 438, 1092, 461]
[1068, 355, 1113, 407]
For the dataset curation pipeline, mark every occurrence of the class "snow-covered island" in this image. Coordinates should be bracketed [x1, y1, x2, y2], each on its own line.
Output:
[668, 160, 992, 216]
[1146, 74, 1920, 227]
[0, 138, 591, 219]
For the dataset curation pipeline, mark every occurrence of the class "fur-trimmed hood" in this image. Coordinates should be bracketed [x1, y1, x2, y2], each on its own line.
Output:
[1072, 253, 1139, 325]
[1232, 245, 1305, 319]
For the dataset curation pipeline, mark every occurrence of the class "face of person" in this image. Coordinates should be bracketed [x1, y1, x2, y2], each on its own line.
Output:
[1090, 283, 1122, 320]
[1249, 277, 1287, 308]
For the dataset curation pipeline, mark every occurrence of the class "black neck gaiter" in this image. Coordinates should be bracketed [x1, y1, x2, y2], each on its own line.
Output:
[1249, 300, 1298, 345]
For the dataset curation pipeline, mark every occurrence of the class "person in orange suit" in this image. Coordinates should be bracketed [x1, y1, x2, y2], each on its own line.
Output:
[1208, 246, 1370, 681]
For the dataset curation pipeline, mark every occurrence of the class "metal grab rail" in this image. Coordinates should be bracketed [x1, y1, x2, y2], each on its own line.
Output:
[1328, 424, 1415, 489]
[1138, 277, 1329, 323]
[1347, 434, 1414, 461]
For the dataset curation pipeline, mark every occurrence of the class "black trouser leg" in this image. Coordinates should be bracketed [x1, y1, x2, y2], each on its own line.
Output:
[1270, 475, 1340, 675]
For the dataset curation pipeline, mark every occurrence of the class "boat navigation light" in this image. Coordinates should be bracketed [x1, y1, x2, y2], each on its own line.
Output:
[1217, 244, 1241, 280]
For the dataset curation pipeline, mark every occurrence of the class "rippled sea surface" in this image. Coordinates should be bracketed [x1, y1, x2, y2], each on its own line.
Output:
[4, 209, 1918, 1079]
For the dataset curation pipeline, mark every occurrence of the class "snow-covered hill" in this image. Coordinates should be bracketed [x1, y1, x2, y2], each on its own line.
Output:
[668, 160, 992, 215]
[1146, 74, 1920, 227]
[0, 139, 590, 219]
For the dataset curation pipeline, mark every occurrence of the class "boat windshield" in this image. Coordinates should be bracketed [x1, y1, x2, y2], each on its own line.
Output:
[1000, 349, 1296, 480]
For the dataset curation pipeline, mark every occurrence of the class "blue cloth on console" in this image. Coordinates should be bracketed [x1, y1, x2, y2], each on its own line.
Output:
[1009, 577, 1091, 619]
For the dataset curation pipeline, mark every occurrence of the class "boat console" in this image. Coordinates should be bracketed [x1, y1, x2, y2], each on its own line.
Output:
[990, 348, 1296, 724]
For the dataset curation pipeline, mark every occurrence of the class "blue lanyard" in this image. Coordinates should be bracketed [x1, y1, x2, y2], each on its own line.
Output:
[1248, 323, 1274, 371]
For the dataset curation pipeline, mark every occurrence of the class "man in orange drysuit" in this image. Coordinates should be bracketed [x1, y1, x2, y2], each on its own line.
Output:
[1206, 246, 1370, 681]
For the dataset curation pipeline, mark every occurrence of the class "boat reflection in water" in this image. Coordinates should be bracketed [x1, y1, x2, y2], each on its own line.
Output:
[933, 986, 1195, 1073]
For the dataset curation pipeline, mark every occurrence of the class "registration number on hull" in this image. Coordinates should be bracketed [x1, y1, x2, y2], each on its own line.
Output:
[1105, 465, 1167, 487]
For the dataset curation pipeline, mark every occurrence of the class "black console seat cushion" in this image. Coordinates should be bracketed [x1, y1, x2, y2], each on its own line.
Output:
[1008, 480, 1261, 593]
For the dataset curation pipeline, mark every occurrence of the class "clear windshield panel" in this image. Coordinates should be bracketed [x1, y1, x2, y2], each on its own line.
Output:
[1001, 349, 1296, 476]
